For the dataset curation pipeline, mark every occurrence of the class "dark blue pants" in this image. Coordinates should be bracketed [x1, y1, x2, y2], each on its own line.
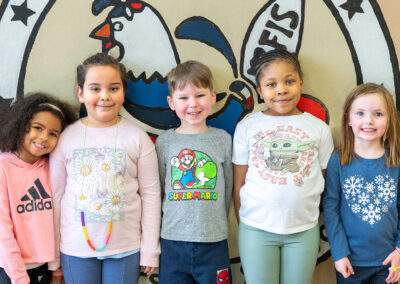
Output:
[159, 238, 231, 284]
[0, 263, 52, 284]
[336, 265, 393, 284]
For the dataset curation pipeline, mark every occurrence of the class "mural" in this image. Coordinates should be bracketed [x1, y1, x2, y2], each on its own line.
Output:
[0, 0, 399, 283]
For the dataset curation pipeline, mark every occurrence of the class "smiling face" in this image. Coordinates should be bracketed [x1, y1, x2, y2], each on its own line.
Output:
[167, 83, 216, 134]
[257, 60, 303, 116]
[77, 65, 124, 127]
[18, 111, 62, 164]
[349, 93, 388, 148]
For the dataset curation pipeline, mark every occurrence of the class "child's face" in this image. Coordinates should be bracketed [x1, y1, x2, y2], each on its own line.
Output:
[167, 83, 216, 133]
[349, 93, 388, 146]
[77, 65, 124, 127]
[19, 111, 62, 164]
[257, 60, 303, 116]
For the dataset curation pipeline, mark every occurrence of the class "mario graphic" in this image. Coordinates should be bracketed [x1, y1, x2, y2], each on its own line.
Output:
[170, 149, 217, 190]
[171, 149, 200, 189]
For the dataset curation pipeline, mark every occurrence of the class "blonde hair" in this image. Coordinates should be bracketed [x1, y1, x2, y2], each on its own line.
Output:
[340, 83, 400, 167]
[167, 60, 213, 96]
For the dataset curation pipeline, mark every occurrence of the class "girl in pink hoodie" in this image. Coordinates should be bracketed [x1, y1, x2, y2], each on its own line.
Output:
[0, 93, 76, 284]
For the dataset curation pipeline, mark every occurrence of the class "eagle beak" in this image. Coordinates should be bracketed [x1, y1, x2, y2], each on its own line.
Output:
[95, 23, 111, 38]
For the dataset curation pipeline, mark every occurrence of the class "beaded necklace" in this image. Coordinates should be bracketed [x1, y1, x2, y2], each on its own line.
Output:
[79, 117, 119, 252]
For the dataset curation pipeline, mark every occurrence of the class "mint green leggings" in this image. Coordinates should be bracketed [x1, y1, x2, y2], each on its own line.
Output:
[238, 222, 319, 284]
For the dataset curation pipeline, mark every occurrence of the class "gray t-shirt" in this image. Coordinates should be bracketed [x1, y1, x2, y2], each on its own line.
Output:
[155, 127, 233, 242]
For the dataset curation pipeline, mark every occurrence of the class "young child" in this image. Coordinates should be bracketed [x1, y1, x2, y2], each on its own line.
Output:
[323, 83, 400, 284]
[155, 60, 233, 284]
[0, 93, 76, 284]
[50, 53, 161, 284]
[232, 49, 334, 283]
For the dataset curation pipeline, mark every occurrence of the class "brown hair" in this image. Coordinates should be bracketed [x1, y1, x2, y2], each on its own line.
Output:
[167, 60, 213, 96]
[76, 53, 128, 91]
[340, 83, 400, 167]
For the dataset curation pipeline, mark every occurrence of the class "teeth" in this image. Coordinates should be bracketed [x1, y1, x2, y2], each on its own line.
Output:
[34, 142, 45, 149]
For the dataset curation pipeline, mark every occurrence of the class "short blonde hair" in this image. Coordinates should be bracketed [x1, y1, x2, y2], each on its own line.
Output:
[340, 83, 400, 167]
[167, 60, 213, 96]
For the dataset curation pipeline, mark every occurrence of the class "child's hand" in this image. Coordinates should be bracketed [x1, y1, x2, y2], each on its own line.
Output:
[383, 249, 400, 283]
[51, 268, 64, 284]
[143, 266, 156, 276]
[335, 257, 354, 278]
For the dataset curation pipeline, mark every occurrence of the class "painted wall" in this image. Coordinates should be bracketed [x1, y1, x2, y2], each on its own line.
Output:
[0, 0, 399, 283]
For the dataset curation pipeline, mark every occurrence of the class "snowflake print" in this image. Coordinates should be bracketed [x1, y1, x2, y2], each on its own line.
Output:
[344, 174, 397, 227]
[361, 204, 381, 225]
[365, 182, 374, 193]
[343, 176, 363, 198]
[358, 192, 370, 206]
[374, 175, 384, 185]
[351, 203, 361, 214]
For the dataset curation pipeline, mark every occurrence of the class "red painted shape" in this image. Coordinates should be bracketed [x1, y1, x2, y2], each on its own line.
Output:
[131, 3, 142, 9]
[95, 24, 110, 38]
[105, 42, 112, 49]
[247, 97, 252, 107]
[296, 97, 327, 122]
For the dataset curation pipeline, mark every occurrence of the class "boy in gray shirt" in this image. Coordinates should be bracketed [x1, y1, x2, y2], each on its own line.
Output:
[155, 61, 232, 284]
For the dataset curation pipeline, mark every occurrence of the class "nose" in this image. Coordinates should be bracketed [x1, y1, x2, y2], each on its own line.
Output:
[188, 96, 198, 107]
[39, 131, 49, 141]
[99, 90, 111, 101]
[364, 113, 373, 123]
[276, 83, 287, 95]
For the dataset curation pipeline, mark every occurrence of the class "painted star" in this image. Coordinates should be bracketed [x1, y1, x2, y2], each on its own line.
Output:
[11, 0, 35, 26]
[339, 0, 364, 20]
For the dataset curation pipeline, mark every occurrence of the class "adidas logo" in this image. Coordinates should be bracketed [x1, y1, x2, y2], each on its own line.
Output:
[17, 179, 52, 214]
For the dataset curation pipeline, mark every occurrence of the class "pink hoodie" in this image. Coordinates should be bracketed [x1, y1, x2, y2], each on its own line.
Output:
[0, 153, 55, 284]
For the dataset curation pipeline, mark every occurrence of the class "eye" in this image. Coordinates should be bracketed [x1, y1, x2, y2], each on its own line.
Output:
[266, 82, 276, 88]
[197, 93, 205, 98]
[49, 132, 58, 138]
[283, 142, 291, 147]
[286, 79, 295, 85]
[272, 143, 278, 148]
[376, 112, 384, 117]
[33, 126, 42, 131]
[90, 87, 100, 92]
[113, 21, 123, 31]
[179, 96, 188, 100]
[355, 111, 364, 116]
[110, 86, 120, 92]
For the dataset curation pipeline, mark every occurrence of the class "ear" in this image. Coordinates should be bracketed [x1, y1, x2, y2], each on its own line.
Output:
[211, 89, 216, 106]
[76, 86, 85, 103]
[167, 95, 175, 111]
[300, 79, 304, 88]
[256, 86, 264, 101]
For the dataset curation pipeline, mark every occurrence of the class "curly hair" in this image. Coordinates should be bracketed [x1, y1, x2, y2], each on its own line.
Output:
[0, 92, 78, 153]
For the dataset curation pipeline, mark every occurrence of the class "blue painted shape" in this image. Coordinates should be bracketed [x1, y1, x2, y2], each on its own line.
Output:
[207, 99, 242, 136]
[93, 0, 112, 13]
[126, 79, 169, 108]
[112, 7, 123, 16]
[176, 18, 236, 72]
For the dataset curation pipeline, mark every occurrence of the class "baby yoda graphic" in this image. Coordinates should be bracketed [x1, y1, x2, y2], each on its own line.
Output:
[260, 139, 314, 173]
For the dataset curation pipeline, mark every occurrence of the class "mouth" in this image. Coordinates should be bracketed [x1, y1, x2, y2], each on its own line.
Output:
[96, 104, 115, 109]
[187, 111, 201, 116]
[361, 127, 376, 133]
[273, 98, 292, 104]
[33, 142, 47, 150]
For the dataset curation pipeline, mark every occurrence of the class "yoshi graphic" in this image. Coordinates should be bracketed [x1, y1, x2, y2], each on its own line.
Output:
[170, 149, 217, 189]
[260, 139, 314, 173]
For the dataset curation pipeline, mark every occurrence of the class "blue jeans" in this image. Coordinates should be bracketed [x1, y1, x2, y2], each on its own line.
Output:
[0, 264, 52, 284]
[238, 222, 319, 284]
[336, 265, 393, 284]
[61, 252, 140, 284]
[159, 238, 231, 284]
